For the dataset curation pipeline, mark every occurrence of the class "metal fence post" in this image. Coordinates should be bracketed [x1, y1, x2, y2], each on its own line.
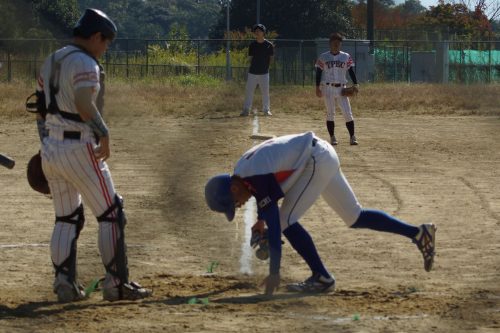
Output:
[126, 39, 129, 78]
[7, 52, 11, 82]
[197, 40, 200, 75]
[300, 40, 304, 87]
[34, 53, 37, 80]
[146, 40, 149, 77]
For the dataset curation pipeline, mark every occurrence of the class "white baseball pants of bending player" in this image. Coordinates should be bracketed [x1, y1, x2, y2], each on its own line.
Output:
[279, 137, 362, 232]
[321, 85, 354, 122]
[41, 129, 122, 289]
[243, 73, 270, 113]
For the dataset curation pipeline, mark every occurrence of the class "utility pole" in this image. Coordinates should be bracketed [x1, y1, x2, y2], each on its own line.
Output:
[367, 0, 374, 53]
[257, 0, 260, 24]
[226, 0, 232, 81]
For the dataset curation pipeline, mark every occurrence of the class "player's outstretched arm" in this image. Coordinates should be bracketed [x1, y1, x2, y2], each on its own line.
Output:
[259, 203, 282, 295]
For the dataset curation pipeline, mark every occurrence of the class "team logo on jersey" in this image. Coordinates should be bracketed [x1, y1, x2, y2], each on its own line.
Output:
[326, 60, 346, 68]
[258, 196, 272, 209]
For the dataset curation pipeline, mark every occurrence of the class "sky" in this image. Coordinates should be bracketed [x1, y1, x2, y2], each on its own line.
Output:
[394, 0, 441, 9]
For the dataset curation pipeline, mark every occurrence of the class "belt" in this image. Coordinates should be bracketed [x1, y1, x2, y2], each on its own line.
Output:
[325, 83, 342, 87]
[312, 138, 318, 147]
[63, 131, 81, 140]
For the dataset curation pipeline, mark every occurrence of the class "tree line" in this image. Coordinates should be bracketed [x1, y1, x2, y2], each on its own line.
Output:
[0, 0, 498, 40]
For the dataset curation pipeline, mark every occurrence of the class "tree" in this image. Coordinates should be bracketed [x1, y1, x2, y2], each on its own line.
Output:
[412, 0, 493, 38]
[351, 0, 426, 31]
[209, 0, 354, 40]
[32, 0, 81, 37]
[77, 0, 219, 38]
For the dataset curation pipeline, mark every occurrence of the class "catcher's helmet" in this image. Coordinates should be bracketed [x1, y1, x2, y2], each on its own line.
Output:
[27, 152, 50, 195]
[73, 8, 117, 41]
[205, 174, 235, 221]
[252, 24, 266, 33]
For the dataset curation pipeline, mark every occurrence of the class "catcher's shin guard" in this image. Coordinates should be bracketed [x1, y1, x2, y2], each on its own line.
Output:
[51, 204, 85, 284]
[97, 194, 130, 291]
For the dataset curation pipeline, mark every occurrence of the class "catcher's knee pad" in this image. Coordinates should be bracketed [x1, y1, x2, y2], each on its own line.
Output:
[97, 194, 129, 285]
[52, 204, 85, 283]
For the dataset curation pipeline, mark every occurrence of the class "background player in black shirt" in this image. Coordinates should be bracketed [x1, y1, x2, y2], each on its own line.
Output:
[241, 24, 274, 116]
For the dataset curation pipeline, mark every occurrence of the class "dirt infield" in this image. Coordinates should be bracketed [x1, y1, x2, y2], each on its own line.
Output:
[0, 83, 499, 332]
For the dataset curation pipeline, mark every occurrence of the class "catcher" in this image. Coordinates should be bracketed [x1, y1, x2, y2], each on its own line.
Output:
[315, 32, 359, 146]
[205, 132, 436, 296]
[27, 8, 151, 302]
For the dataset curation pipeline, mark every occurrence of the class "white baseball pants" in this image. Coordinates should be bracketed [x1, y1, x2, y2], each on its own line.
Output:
[279, 138, 362, 231]
[321, 85, 354, 122]
[41, 131, 122, 289]
[243, 73, 270, 113]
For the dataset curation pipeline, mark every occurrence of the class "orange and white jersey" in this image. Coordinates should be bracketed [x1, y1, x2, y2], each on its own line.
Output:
[315, 51, 354, 84]
[38, 45, 100, 136]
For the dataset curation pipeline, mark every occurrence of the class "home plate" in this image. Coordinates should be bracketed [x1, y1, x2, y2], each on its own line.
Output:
[250, 133, 275, 140]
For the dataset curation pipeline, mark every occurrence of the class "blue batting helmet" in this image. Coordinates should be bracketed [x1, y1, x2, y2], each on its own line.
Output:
[73, 8, 117, 41]
[205, 174, 235, 221]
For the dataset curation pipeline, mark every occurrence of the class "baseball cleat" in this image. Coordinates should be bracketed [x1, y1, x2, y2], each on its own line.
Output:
[350, 135, 358, 145]
[413, 223, 436, 272]
[263, 110, 272, 116]
[103, 281, 152, 301]
[240, 109, 249, 117]
[330, 135, 338, 145]
[286, 273, 335, 293]
[55, 282, 87, 303]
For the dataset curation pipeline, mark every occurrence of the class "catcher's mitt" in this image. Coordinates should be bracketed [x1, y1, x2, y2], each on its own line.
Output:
[27, 152, 50, 195]
[341, 86, 359, 97]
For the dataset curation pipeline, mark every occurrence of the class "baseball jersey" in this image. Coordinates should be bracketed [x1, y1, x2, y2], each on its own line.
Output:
[37, 45, 101, 137]
[248, 40, 274, 74]
[234, 132, 316, 215]
[315, 51, 354, 84]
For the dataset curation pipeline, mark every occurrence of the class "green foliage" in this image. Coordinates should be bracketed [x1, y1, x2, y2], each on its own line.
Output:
[77, 0, 220, 38]
[0, 0, 79, 39]
[411, 0, 493, 39]
[209, 0, 354, 39]
[33, 0, 80, 37]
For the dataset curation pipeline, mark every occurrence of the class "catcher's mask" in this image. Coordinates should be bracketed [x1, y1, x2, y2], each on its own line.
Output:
[27, 152, 50, 195]
[205, 174, 235, 221]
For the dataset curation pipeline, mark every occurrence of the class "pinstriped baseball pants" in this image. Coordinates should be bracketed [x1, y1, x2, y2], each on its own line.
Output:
[41, 135, 122, 289]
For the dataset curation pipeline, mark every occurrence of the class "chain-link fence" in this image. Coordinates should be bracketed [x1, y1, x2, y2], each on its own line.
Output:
[0, 38, 499, 84]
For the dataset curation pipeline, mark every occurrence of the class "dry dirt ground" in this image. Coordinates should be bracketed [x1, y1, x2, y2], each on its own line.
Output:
[0, 83, 499, 332]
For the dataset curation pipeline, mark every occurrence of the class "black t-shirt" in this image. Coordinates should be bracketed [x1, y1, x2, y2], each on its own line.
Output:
[248, 40, 274, 75]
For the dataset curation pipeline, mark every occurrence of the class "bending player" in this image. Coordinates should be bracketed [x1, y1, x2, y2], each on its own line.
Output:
[33, 9, 151, 302]
[316, 32, 359, 145]
[205, 132, 436, 295]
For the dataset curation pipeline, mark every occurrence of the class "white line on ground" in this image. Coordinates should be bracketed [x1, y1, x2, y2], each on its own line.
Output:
[239, 113, 260, 274]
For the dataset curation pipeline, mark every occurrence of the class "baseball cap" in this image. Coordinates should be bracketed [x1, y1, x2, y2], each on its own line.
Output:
[205, 174, 235, 221]
[252, 24, 266, 33]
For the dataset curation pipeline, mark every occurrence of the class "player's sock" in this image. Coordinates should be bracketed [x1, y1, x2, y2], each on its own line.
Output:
[326, 120, 335, 137]
[346, 121, 355, 137]
[283, 222, 332, 279]
[351, 209, 420, 239]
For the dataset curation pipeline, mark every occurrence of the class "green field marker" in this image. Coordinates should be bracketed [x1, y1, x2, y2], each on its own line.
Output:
[206, 261, 219, 273]
[84, 278, 101, 297]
